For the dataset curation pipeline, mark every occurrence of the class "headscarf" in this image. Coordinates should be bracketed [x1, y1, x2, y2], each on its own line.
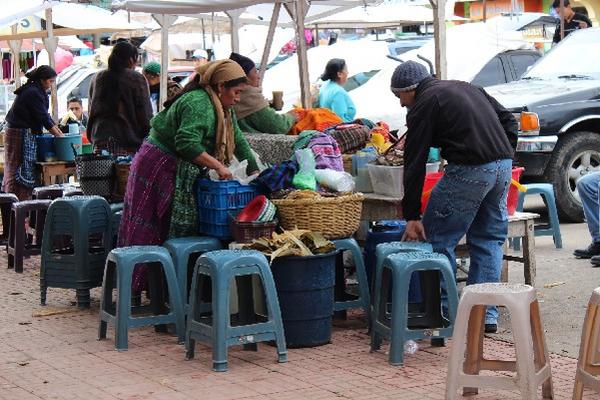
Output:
[195, 59, 247, 164]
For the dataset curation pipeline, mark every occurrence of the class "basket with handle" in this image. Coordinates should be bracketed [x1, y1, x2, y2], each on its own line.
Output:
[73, 144, 115, 199]
[271, 192, 364, 239]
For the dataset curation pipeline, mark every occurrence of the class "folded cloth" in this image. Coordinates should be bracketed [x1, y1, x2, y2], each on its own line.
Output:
[15, 128, 37, 188]
[254, 160, 299, 194]
[289, 108, 342, 135]
[293, 130, 320, 151]
[306, 133, 343, 171]
[325, 123, 370, 154]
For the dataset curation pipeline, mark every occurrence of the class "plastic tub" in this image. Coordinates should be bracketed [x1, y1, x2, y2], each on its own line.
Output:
[36, 134, 55, 161]
[507, 167, 525, 216]
[270, 251, 339, 348]
[54, 135, 82, 161]
[368, 164, 404, 197]
[228, 211, 278, 243]
[421, 167, 525, 215]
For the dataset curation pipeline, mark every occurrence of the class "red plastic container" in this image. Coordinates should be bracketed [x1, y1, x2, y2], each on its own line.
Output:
[507, 167, 525, 216]
[420, 167, 525, 215]
[421, 172, 444, 214]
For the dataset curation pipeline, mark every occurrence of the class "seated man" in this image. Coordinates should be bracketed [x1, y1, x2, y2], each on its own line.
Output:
[59, 97, 88, 132]
[229, 52, 298, 134]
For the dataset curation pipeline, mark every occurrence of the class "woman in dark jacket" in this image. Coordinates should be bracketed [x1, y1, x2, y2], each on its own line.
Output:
[2, 65, 63, 200]
[87, 41, 153, 154]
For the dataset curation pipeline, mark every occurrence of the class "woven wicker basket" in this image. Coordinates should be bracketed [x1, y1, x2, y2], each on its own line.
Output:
[271, 193, 364, 239]
[342, 154, 353, 175]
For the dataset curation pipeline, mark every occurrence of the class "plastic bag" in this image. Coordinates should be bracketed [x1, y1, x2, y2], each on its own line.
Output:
[314, 169, 355, 192]
[292, 148, 317, 190]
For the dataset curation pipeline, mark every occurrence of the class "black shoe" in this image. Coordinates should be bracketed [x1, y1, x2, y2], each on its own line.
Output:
[484, 324, 497, 333]
[591, 255, 600, 267]
[431, 338, 445, 347]
[574, 242, 600, 259]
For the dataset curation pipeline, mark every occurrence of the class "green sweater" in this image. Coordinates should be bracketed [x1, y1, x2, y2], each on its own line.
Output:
[237, 106, 295, 135]
[149, 89, 258, 172]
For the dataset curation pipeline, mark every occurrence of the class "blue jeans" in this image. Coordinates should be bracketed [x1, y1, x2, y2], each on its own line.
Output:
[422, 159, 512, 324]
[577, 171, 600, 243]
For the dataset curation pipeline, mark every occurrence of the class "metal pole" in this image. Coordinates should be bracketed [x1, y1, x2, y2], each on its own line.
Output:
[483, 0, 487, 22]
[430, 0, 447, 80]
[287, 0, 310, 108]
[560, 0, 565, 41]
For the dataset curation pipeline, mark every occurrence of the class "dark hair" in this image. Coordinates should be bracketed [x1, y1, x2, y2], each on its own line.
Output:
[67, 96, 82, 106]
[552, 0, 569, 7]
[14, 65, 57, 95]
[95, 41, 139, 111]
[321, 58, 346, 82]
[163, 74, 247, 109]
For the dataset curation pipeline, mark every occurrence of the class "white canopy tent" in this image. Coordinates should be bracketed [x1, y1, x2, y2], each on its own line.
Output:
[0, 0, 58, 29]
[35, 3, 144, 31]
[113, 0, 389, 109]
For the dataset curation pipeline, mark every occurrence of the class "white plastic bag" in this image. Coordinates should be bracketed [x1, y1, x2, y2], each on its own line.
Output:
[314, 169, 355, 192]
[208, 156, 263, 184]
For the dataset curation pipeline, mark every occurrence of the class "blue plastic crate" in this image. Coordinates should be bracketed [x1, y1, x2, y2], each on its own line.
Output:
[196, 179, 258, 238]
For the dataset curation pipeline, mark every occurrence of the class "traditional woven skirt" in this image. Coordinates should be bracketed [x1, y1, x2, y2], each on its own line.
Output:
[1, 128, 33, 200]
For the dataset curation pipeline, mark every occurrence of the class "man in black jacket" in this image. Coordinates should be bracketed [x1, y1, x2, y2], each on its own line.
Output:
[552, 0, 592, 44]
[392, 61, 518, 332]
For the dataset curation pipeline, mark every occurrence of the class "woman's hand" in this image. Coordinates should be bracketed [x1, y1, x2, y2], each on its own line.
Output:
[50, 125, 64, 137]
[402, 220, 427, 242]
[216, 165, 233, 180]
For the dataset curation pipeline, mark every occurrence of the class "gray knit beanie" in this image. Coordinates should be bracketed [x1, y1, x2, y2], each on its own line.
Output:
[390, 61, 430, 92]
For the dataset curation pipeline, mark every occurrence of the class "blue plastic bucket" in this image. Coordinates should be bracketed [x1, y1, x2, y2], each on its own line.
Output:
[270, 251, 339, 348]
[54, 135, 82, 161]
[36, 134, 55, 161]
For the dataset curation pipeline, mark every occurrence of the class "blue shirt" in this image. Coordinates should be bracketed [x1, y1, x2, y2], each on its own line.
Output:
[318, 80, 356, 122]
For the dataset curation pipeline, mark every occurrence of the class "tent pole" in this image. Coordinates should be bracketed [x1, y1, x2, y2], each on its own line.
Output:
[226, 9, 244, 53]
[9, 24, 22, 90]
[483, 0, 487, 22]
[286, 0, 310, 108]
[152, 14, 177, 112]
[429, 0, 447, 80]
[201, 18, 207, 50]
[560, 0, 565, 41]
[259, 2, 281, 83]
[44, 8, 58, 122]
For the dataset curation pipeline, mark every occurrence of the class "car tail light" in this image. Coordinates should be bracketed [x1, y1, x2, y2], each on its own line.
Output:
[519, 112, 540, 135]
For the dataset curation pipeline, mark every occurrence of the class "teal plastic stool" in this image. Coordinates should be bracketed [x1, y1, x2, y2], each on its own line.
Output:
[98, 246, 185, 351]
[371, 251, 459, 365]
[111, 211, 121, 249]
[186, 249, 287, 372]
[514, 183, 562, 249]
[332, 238, 370, 314]
[110, 203, 124, 213]
[372, 241, 433, 300]
[40, 196, 112, 308]
[163, 237, 222, 312]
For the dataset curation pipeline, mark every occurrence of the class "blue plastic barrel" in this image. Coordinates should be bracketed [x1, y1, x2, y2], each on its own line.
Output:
[36, 134, 55, 161]
[270, 251, 338, 348]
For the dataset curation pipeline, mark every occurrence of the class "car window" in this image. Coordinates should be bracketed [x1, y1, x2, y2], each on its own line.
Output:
[471, 57, 507, 87]
[71, 74, 94, 100]
[510, 54, 539, 80]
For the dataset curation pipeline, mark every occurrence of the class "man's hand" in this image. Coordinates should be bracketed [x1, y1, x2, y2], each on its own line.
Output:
[402, 220, 427, 242]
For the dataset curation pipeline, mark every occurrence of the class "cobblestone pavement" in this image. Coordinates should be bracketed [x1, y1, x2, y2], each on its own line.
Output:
[0, 251, 596, 400]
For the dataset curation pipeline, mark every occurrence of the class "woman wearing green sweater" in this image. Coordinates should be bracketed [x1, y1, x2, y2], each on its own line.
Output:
[119, 61, 258, 290]
[230, 52, 297, 134]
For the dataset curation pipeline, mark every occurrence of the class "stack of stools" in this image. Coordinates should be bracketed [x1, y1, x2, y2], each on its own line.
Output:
[515, 183, 562, 249]
[98, 246, 185, 351]
[332, 238, 370, 316]
[573, 287, 600, 399]
[445, 283, 553, 399]
[7, 200, 53, 273]
[186, 250, 287, 372]
[40, 196, 112, 308]
[0, 193, 18, 246]
[371, 250, 458, 365]
[163, 237, 222, 313]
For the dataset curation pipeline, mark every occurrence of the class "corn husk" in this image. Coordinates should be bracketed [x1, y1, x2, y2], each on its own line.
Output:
[243, 228, 335, 262]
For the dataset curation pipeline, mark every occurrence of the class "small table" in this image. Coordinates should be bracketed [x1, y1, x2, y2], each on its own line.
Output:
[36, 161, 76, 186]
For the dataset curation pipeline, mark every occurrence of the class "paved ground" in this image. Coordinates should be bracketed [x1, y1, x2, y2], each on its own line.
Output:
[0, 203, 599, 399]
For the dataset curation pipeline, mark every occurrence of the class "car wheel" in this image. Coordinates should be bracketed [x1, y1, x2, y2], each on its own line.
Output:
[544, 131, 600, 222]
